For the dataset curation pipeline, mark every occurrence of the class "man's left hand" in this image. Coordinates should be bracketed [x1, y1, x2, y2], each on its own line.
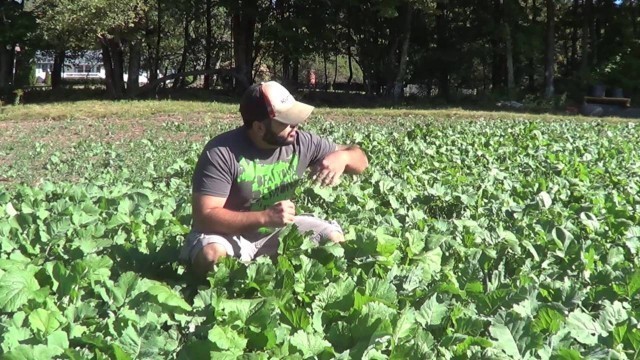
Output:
[310, 151, 348, 187]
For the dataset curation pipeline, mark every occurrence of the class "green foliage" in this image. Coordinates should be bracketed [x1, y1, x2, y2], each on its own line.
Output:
[1, 114, 640, 357]
[595, 40, 640, 93]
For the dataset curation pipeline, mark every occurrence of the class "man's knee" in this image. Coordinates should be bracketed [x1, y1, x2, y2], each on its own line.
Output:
[192, 242, 228, 276]
[327, 231, 345, 243]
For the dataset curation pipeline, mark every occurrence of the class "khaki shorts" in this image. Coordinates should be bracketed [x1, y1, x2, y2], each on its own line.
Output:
[179, 214, 343, 263]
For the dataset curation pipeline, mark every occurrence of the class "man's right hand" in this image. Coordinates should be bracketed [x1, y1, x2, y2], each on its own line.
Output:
[263, 200, 296, 227]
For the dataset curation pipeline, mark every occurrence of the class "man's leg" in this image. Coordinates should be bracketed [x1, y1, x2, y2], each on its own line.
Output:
[252, 215, 344, 258]
[293, 215, 345, 244]
[179, 232, 247, 278]
[192, 243, 228, 277]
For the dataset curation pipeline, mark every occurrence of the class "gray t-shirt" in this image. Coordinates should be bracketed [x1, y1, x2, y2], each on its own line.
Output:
[192, 127, 336, 237]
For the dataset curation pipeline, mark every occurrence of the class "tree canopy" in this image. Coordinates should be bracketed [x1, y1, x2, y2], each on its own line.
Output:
[1, 0, 638, 103]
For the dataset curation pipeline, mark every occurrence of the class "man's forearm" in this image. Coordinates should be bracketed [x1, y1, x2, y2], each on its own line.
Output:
[340, 146, 369, 174]
[194, 207, 266, 235]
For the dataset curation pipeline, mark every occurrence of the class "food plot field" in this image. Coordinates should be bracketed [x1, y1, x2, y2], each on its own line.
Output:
[1, 113, 640, 359]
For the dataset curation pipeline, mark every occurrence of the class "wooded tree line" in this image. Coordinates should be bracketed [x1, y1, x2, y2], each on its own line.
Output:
[1, 0, 639, 102]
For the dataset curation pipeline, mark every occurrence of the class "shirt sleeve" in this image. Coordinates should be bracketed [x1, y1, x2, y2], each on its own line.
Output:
[191, 147, 235, 197]
[299, 131, 337, 167]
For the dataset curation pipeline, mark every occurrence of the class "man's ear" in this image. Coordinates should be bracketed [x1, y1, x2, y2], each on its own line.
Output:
[252, 120, 266, 135]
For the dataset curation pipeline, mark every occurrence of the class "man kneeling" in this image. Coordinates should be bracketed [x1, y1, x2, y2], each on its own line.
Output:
[179, 81, 369, 277]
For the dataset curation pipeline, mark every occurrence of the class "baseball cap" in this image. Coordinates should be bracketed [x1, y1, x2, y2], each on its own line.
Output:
[240, 81, 314, 126]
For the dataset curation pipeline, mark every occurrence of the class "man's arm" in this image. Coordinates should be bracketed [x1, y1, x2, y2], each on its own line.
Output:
[191, 194, 295, 235]
[335, 144, 369, 174]
[310, 144, 369, 186]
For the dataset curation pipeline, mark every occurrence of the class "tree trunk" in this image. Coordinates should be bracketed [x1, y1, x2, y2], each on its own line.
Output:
[390, 5, 413, 101]
[152, 0, 162, 82]
[544, 0, 555, 98]
[632, 1, 638, 37]
[203, 0, 213, 89]
[173, 10, 191, 89]
[212, 56, 222, 87]
[282, 54, 291, 84]
[528, 0, 538, 93]
[323, 48, 328, 89]
[491, 0, 504, 92]
[437, 1, 450, 100]
[231, 0, 257, 91]
[333, 55, 338, 87]
[292, 57, 299, 88]
[52, 50, 65, 89]
[111, 40, 126, 96]
[100, 39, 117, 98]
[100, 38, 125, 99]
[127, 40, 142, 94]
[593, 0, 600, 65]
[528, 58, 535, 92]
[505, 23, 514, 99]
[0, 46, 11, 90]
[347, 47, 353, 87]
[570, 0, 579, 69]
[580, 0, 591, 78]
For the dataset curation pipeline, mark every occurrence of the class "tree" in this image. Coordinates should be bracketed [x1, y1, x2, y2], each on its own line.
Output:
[543, 0, 555, 98]
[0, 0, 36, 92]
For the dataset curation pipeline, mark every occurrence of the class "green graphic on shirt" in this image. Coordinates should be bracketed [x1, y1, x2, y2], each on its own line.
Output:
[238, 154, 300, 211]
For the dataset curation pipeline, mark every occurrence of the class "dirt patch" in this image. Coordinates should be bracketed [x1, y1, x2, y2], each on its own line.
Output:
[1, 112, 236, 150]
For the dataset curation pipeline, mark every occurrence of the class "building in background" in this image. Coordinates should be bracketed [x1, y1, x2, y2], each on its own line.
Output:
[34, 51, 148, 85]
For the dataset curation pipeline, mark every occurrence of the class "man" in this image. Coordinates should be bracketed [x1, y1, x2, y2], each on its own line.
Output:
[179, 81, 369, 277]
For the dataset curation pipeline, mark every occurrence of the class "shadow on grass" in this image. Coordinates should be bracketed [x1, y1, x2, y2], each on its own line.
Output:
[12, 86, 580, 117]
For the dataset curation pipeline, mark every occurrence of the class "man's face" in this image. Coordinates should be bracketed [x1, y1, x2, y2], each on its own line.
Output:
[262, 119, 298, 146]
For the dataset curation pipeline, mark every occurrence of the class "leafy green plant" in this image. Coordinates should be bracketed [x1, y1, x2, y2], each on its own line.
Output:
[1, 116, 640, 358]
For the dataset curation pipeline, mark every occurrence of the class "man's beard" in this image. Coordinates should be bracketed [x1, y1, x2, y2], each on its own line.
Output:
[263, 124, 295, 146]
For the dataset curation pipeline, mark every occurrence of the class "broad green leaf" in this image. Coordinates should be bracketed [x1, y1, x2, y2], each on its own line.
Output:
[176, 340, 216, 360]
[217, 298, 265, 324]
[624, 270, 640, 298]
[613, 323, 627, 346]
[363, 278, 398, 307]
[0, 326, 31, 354]
[627, 328, 640, 352]
[597, 300, 629, 332]
[207, 325, 247, 351]
[579, 212, 599, 231]
[1, 344, 62, 360]
[0, 270, 40, 312]
[6, 202, 18, 217]
[566, 310, 604, 345]
[537, 191, 552, 209]
[351, 302, 395, 345]
[489, 311, 542, 359]
[393, 307, 417, 344]
[489, 324, 521, 358]
[416, 294, 447, 327]
[289, 330, 333, 358]
[375, 229, 400, 257]
[551, 348, 583, 360]
[146, 285, 192, 311]
[113, 272, 140, 307]
[107, 213, 130, 229]
[533, 308, 564, 334]
[294, 256, 326, 294]
[116, 325, 141, 358]
[28, 308, 62, 336]
[415, 247, 442, 282]
[47, 330, 69, 353]
[112, 344, 133, 360]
